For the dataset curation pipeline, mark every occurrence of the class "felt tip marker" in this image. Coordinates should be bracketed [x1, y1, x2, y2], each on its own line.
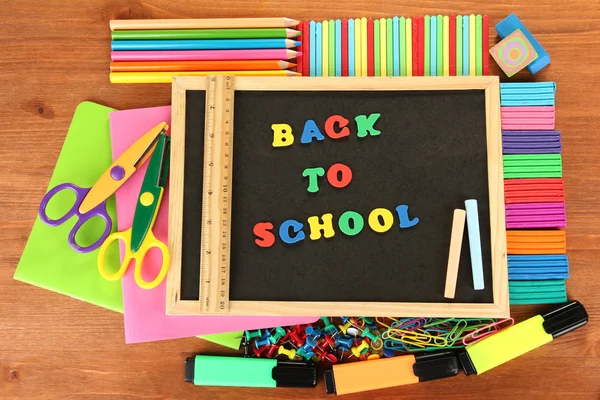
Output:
[185, 355, 317, 388]
[459, 301, 588, 375]
[324, 351, 459, 395]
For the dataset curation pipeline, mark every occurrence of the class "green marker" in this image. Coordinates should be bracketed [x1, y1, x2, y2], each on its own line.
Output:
[185, 355, 317, 388]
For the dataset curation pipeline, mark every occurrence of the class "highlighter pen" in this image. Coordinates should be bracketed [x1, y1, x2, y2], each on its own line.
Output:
[459, 301, 588, 375]
[324, 351, 459, 395]
[185, 355, 317, 388]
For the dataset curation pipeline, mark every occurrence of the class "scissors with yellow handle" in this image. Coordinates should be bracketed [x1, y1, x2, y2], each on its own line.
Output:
[98, 133, 171, 290]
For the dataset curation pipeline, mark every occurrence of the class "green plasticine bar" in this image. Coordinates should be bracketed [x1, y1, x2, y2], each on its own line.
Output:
[504, 172, 563, 179]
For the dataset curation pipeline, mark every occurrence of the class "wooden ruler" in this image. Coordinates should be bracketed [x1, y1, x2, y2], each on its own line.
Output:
[199, 75, 234, 313]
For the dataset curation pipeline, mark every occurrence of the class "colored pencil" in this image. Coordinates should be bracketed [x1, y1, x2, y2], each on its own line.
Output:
[374, 19, 380, 76]
[400, 17, 406, 76]
[367, 18, 374, 76]
[361, 17, 368, 77]
[449, 15, 456, 76]
[393, 17, 400, 76]
[110, 70, 299, 83]
[342, 19, 349, 76]
[436, 15, 443, 76]
[316, 22, 323, 76]
[310, 21, 316, 76]
[424, 16, 430, 76]
[456, 16, 463, 76]
[322, 20, 329, 76]
[296, 22, 304, 76]
[111, 28, 301, 40]
[111, 49, 300, 62]
[463, 15, 469, 76]
[476, 14, 483, 76]
[335, 19, 342, 76]
[431, 16, 437, 76]
[483, 15, 489, 75]
[349, 19, 355, 76]
[303, 21, 310, 76]
[110, 60, 295, 72]
[329, 19, 335, 76]
[380, 18, 387, 76]
[386, 18, 393, 76]
[111, 39, 299, 51]
[406, 17, 413, 76]
[443, 16, 449, 76]
[355, 18, 362, 76]
[469, 14, 476, 76]
[109, 17, 300, 30]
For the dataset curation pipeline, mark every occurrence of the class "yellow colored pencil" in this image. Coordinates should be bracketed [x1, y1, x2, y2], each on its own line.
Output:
[323, 20, 329, 77]
[469, 15, 476, 76]
[443, 16, 449, 76]
[406, 17, 412, 76]
[354, 18, 361, 76]
[361, 17, 368, 76]
[109, 70, 299, 84]
[380, 18, 387, 76]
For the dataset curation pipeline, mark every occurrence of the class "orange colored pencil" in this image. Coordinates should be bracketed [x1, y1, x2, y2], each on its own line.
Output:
[110, 60, 295, 72]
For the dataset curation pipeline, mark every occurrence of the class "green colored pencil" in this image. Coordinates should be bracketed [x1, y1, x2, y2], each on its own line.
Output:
[374, 20, 381, 76]
[111, 28, 300, 40]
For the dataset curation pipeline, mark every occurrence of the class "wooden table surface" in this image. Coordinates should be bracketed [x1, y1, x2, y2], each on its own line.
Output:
[1, 1, 599, 399]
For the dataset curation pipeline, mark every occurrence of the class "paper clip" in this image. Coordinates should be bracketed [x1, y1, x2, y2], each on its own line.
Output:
[462, 318, 515, 346]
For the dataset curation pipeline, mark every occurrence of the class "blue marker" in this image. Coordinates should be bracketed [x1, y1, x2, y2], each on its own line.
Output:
[348, 19, 355, 76]
[496, 13, 550, 75]
[465, 199, 484, 290]
[430, 16, 437, 76]
[335, 19, 342, 76]
[462, 16, 469, 76]
[309, 21, 316, 76]
[392, 16, 400, 76]
[316, 22, 323, 76]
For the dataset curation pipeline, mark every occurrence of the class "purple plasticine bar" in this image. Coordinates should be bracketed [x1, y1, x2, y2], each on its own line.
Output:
[506, 208, 566, 216]
[503, 148, 563, 155]
[503, 143, 561, 149]
[503, 137, 561, 142]
[507, 221, 567, 229]
[502, 130, 561, 137]
[505, 202, 565, 210]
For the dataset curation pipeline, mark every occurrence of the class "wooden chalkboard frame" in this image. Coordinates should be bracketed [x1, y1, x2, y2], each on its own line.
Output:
[166, 76, 508, 318]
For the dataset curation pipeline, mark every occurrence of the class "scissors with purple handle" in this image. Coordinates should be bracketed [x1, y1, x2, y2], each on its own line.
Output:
[37, 122, 169, 253]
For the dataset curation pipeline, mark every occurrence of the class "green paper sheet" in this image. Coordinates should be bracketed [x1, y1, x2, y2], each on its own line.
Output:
[374, 20, 380, 76]
[199, 331, 244, 350]
[14, 101, 123, 312]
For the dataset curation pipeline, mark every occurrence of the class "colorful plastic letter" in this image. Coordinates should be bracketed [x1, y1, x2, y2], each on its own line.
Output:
[302, 167, 325, 193]
[326, 163, 353, 189]
[355, 113, 381, 137]
[324, 115, 351, 139]
[271, 123, 294, 147]
[279, 219, 306, 244]
[307, 213, 336, 240]
[300, 119, 325, 144]
[368, 208, 394, 233]
[338, 211, 365, 236]
[253, 222, 275, 247]
[395, 205, 420, 228]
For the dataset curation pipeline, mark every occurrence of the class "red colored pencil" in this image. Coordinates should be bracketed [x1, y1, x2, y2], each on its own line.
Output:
[296, 22, 303, 75]
[342, 19, 348, 76]
[367, 18, 374, 76]
[482, 15, 489, 75]
[418, 16, 425, 76]
[449, 15, 456, 75]
[412, 17, 419, 75]
[302, 21, 310, 75]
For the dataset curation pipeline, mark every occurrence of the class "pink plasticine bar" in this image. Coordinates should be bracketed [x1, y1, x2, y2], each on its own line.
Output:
[506, 216, 566, 223]
[111, 49, 299, 62]
[506, 209, 565, 216]
[507, 221, 566, 229]
[502, 123, 556, 130]
[501, 106, 555, 113]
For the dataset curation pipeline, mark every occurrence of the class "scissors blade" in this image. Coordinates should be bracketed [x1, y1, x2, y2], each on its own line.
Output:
[79, 122, 169, 214]
[130, 133, 170, 252]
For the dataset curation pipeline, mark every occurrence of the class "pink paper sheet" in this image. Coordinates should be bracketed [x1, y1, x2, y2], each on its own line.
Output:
[110, 106, 317, 343]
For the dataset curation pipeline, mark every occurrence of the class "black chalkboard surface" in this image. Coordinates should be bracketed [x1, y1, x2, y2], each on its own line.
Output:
[168, 77, 507, 317]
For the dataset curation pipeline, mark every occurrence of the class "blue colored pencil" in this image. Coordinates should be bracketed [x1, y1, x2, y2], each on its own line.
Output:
[316, 22, 323, 76]
[462, 16, 469, 76]
[310, 21, 316, 76]
[111, 38, 299, 51]
[392, 17, 399, 76]
[430, 16, 437, 76]
[349, 18, 355, 76]
[335, 19, 342, 76]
